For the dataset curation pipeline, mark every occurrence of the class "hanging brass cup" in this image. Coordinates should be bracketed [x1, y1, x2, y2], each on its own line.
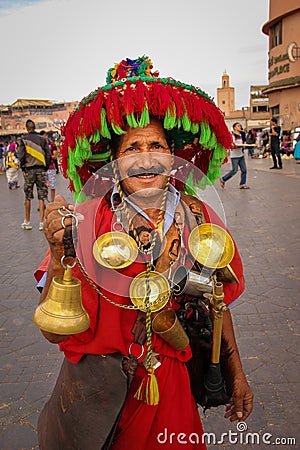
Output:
[129, 271, 170, 312]
[32, 267, 90, 335]
[152, 309, 189, 350]
[93, 231, 138, 269]
[188, 224, 234, 269]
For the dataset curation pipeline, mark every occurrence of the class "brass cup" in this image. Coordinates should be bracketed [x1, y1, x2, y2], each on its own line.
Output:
[188, 224, 234, 269]
[129, 271, 170, 312]
[152, 309, 189, 351]
[93, 231, 138, 269]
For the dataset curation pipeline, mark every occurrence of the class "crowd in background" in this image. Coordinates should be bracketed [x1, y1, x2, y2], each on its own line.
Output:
[0, 135, 62, 191]
[240, 127, 295, 160]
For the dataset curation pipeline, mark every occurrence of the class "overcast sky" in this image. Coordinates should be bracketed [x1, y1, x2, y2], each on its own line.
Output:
[0, 0, 269, 109]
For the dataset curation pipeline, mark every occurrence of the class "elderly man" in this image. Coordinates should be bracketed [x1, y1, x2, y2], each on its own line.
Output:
[34, 57, 253, 450]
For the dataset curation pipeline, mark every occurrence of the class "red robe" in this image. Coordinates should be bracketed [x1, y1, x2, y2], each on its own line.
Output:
[35, 196, 244, 450]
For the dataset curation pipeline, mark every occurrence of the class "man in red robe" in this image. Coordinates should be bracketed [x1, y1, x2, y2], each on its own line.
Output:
[34, 57, 253, 449]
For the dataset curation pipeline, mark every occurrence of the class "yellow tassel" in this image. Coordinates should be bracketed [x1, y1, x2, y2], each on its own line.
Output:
[134, 377, 145, 401]
[134, 369, 159, 406]
[145, 369, 159, 405]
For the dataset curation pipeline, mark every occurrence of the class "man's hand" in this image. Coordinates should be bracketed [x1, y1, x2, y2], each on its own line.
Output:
[43, 195, 75, 264]
[224, 375, 254, 422]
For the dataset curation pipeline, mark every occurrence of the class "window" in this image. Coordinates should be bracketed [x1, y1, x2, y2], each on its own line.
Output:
[271, 21, 282, 48]
[271, 105, 280, 120]
[222, 100, 225, 104]
[252, 105, 269, 113]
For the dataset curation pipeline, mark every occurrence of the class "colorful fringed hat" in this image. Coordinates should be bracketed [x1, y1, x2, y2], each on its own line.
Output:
[61, 56, 232, 199]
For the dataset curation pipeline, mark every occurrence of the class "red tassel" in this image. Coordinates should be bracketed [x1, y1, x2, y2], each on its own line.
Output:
[148, 82, 172, 117]
[106, 89, 124, 127]
[133, 80, 149, 114]
[123, 82, 136, 114]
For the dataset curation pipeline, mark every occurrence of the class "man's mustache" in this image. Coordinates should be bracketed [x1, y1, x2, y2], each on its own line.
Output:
[127, 165, 167, 177]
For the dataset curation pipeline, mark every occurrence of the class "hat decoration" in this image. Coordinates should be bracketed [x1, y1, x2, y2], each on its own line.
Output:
[61, 56, 232, 199]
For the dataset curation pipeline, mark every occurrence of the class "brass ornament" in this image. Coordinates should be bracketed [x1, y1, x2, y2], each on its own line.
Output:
[152, 309, 189, 350]
[188, 224, 234, 269]
[129, 271, 170, 312]
[32, 266, 90, 335]
[93, 231, 138, 269]
[216, 264, 239, 284]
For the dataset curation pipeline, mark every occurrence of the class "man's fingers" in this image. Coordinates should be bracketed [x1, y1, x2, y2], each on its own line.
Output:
[45, 199, 68, 219]
[232, 392, 244, 419]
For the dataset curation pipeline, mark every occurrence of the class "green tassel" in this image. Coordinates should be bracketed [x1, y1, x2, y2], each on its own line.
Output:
[207, 132, 217, 149]
[111, 122, 124, 135]
[67, 148, 76, 178]
[138, 105, 150, 127]
[183, 171, 197, 196]
[91, 129, 101, 143]
[182, 113, 191, 132]
[200, 121, 211, 146]
[88, 150, 111, 162]
[190, 122, 199, 134]
[164, 107, 177, 130]
[75, 191, 92, 204]
[73, 173, 82, 193]
[100, 109, 111, 139]
[126, 113, 138, 128]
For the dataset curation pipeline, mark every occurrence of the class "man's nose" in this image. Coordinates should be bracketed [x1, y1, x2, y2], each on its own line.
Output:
[138, 151, 154, 168]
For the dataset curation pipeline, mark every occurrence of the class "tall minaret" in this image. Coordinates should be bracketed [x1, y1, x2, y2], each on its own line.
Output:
[217, 71, 235, 116]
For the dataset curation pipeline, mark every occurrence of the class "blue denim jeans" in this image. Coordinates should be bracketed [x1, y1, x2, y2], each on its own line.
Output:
[221, 156, 247, 186]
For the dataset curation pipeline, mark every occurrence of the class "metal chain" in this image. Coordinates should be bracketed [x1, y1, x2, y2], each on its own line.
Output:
[76, 257, 170, 311]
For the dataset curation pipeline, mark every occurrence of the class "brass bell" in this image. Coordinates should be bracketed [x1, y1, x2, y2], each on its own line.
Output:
[32, 267, 90, 335]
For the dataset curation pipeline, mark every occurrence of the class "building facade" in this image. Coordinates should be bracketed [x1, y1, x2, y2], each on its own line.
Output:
[262, 0, 300, 131]
[0, 99, 78, 139]
[217, 73, 269, 132]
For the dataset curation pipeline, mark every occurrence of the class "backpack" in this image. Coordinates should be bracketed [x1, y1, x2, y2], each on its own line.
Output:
[246, 132, 255, 144]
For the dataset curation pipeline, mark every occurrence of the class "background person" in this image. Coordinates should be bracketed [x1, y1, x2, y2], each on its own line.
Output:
[40, 131, 57, 202]
[269, 118, 282, 169]
[5, 141, 20, 189]
[18, 120, 51, 230]
[294, 135, 300, 163]
[220, 122, 250, 189]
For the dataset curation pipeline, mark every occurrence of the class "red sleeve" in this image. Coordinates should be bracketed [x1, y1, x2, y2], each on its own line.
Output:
[34, 248, 51, 282]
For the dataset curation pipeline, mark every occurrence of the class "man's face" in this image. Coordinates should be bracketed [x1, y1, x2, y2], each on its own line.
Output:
[115, 119, 172, 201]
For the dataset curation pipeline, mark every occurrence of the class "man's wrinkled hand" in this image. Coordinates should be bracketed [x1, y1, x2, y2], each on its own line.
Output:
[224, 376, 254, 422]
[43, 195, 75, 264]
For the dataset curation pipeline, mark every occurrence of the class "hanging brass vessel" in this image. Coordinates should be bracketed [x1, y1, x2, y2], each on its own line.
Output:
[188, 224, 234, 269]
[129, 271, 170, 312]
[32, 267, 90, 335]
[93, 231, 138, 269]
